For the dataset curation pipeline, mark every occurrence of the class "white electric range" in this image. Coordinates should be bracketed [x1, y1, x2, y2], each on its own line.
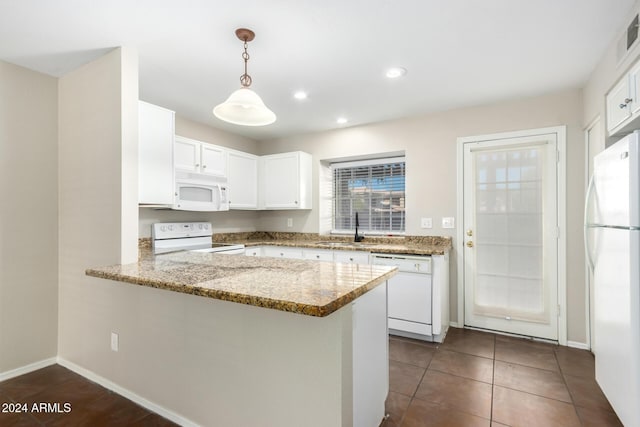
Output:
[151, 222, 245, 255]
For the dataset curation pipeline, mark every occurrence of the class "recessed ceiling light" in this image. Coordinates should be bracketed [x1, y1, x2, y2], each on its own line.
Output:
[385, 67, 407, 79]
[336, 117, 348, 125]
[293, 91, 308, 100]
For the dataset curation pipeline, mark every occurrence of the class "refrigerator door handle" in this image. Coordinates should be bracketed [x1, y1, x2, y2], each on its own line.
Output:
[584, 174, 596, 271]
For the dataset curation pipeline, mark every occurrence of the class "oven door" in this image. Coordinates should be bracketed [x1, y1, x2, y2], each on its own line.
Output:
[172, 181, 229, 211]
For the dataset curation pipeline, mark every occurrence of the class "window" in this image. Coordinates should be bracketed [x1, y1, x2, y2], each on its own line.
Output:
[332, 157, 406, 234]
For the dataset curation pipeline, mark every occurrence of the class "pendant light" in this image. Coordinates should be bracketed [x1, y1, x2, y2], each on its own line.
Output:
[213, 28, 276, 126]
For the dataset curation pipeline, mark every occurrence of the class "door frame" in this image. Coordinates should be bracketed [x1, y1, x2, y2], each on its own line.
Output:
[455, 126, 567, 345]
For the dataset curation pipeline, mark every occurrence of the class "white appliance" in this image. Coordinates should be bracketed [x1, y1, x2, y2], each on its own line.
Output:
[371, 254, 442, 341]
[152, 222, 244, 254]
[585, 131, 640, 427]
[172, 177, 229, 212]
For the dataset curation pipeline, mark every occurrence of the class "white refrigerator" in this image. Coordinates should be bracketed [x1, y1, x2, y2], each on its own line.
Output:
[585, 130, 640, 427]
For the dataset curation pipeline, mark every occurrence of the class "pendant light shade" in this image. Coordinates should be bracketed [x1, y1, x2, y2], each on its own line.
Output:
[213, 28, 276, 127]
[213, 87, 276, 126]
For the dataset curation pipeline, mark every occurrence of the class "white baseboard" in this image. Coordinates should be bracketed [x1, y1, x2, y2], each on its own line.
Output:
[56, 357, 198, 427]
[567, 341, 590, 351]
[449, 321, 461, 328]
[0, 357, 57, 382]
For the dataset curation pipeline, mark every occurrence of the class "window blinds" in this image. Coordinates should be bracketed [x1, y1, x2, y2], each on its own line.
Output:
[332, 158, 406, 233]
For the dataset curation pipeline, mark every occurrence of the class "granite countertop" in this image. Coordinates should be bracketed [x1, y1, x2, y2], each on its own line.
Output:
[211, 232, 453, 256]
[86, 250, 397, 317]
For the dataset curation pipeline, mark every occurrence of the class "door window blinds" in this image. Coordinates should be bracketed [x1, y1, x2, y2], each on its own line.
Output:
[331, 158, 406, 233]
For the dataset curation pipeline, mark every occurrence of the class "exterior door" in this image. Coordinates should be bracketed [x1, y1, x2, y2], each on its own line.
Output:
[462, 132, 559, 340]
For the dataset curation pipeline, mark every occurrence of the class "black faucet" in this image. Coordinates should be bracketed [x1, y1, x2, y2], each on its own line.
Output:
[354, 212, 364, 242]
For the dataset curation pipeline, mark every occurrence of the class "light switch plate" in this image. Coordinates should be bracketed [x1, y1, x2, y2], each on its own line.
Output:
[287, 218, 293, 228]
[421, 217, 432, 228]
[110, 332, 119, 352]
[442, 217, 455, 229]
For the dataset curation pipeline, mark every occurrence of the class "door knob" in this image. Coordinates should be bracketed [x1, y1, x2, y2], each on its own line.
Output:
[466, 229, 473, 237]
[466, 241, 474, 248]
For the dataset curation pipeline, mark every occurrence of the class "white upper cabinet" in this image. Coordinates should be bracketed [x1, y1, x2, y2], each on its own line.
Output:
[260, 151, 312, 209]
[138, 101, 175, 205]
[201, 144, 227, 177]
[606, 60, 640, 136]
[174, 136, 227, 178]
[227, 150, 258, 209]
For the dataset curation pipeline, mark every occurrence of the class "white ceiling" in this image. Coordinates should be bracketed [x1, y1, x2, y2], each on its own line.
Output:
[0, 0, 636, 140]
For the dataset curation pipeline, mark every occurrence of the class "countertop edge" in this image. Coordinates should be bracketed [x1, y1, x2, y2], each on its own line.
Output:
[85, 266, 397, 318]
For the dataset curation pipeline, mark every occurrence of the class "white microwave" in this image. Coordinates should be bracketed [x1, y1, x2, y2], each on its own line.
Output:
[172, 179, 229, 211]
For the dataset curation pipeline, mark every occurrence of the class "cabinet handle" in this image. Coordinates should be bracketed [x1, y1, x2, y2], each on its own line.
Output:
[619, 98, 633, 108]
[203, 164, 207, 168]
[195, 163, 200, 167]
[349, 257, 354, 262]
[295, 200, 298, 204]
[316, 255, 320, 259]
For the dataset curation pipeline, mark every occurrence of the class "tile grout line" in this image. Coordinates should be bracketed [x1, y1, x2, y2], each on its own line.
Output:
[554, 349, 586, 425]
[490, 335, 496, 425]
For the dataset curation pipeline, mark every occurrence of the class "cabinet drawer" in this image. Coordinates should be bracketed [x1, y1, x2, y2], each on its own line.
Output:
[262, 246, 304, 259]
[245, 247, 262, 257]
[334, 251, 370, 265]
[302, 249, 334, 261]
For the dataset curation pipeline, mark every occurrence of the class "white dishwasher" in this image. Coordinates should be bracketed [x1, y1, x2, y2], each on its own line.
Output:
[371, 253, 433, 340]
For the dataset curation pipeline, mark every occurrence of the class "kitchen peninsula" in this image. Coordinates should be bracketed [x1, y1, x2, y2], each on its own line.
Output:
[86, 250, 396, 427]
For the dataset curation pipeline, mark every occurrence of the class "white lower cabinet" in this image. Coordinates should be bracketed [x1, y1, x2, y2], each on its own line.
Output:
[245, 247, 263, 257]
[352, 281, 388, 427]
[333, 250, 370, 265]
[262, 246, 304, 259]
[302, 248, 334, 261]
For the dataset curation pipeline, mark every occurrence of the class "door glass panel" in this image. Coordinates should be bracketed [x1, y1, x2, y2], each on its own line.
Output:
[472, 145, 548, 323]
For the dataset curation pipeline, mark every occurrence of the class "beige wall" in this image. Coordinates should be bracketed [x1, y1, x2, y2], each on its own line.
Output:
[258, 88, 587, 343]
[0, 61, 59, 373]
[138, 115, 260, 237]
[58, 46, 139, 374]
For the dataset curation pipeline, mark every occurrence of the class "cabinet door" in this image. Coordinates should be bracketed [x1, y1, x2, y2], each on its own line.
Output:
[174, 137, 200, 172]
[201, 144, 227, 177]
[262, 153, 300, 208]
[228, 150, 258, 209]
[630, 62, 640, 116]
[138, 101, 174, 204]
[607, 76, 632, 134]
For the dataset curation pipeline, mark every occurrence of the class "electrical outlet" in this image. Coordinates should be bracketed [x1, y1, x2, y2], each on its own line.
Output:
[286, 218, 293, 228]
[442, 217, 455, 229]
[420, 217, 432, 228]
[110, 332, 119, 352]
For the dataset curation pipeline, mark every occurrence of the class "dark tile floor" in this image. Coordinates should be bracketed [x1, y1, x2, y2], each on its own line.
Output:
[383, 327, 623, 427]
[0, 329, 623, 427]
[0, 365, 178, 426]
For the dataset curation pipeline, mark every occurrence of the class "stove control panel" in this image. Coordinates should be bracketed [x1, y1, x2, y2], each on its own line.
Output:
[152, 222, 212, 240]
